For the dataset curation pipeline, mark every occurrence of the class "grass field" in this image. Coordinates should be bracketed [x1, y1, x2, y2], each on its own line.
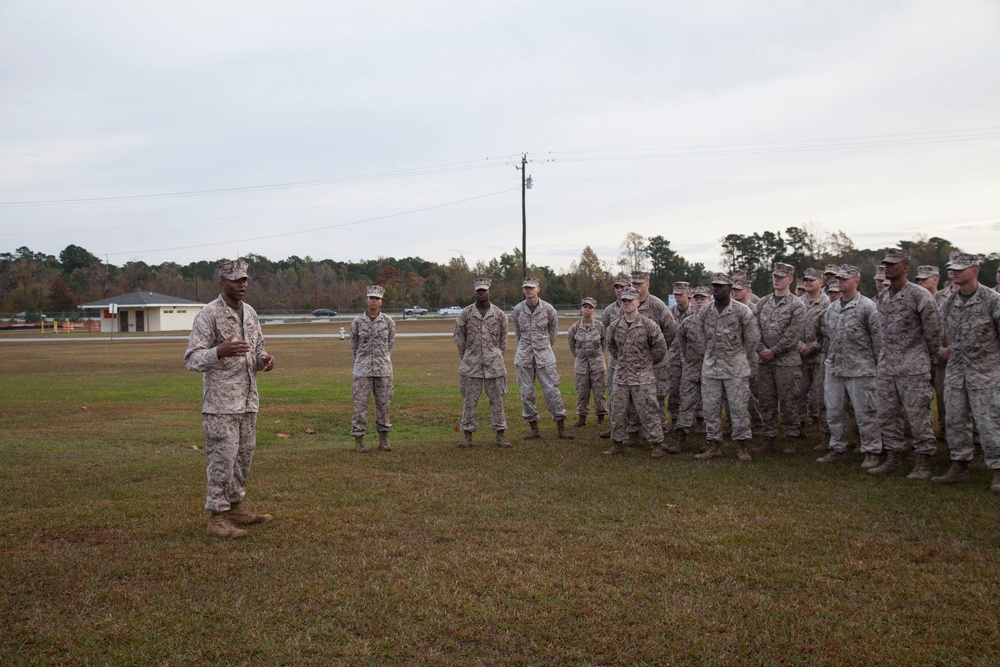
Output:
[1, 320, 999, 666]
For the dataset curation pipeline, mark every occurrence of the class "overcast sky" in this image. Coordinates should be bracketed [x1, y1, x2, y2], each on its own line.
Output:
[2, 0, 998, 273]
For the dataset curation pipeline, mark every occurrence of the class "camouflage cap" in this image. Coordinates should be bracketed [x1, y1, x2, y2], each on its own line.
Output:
[803, 267, 823, 280]
[823, 264, 839, 276]
[630, 271, 650, 283]
[826, 282, 842, 293]
[916, 265, 940, 279]
[881, 247, 910, 264]
[772, 262, 796, 278]
[672, 281, 691, 294]
[218, 259, 249, 280]
[473, 277, 491, 290]
[729, 270, 748, 289]
[874, 265, 886, 279]
[947, 252, 981, 271]
[795, 281, 806, 291]
[620, 286, 640, 301]
[581, 296, 597, 308]
[834, 264, 860, 279]
[711, 272, 732, 285]
[613, 272, 632, 287]
[522, 277, 540, 288]
[366, 285, 385, 298]
[692, 286, 712, 297]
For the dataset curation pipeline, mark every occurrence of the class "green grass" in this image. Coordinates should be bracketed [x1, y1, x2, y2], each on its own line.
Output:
[1, 331, 998, 665]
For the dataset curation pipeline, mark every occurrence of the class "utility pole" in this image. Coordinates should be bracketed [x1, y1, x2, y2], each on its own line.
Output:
[517, 153, 533, 280]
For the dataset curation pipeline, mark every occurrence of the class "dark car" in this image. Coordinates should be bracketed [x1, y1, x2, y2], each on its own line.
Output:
[312, 309, 338, 317]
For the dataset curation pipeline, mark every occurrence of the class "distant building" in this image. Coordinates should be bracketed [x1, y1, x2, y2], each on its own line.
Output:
[78, 292, 206, 333]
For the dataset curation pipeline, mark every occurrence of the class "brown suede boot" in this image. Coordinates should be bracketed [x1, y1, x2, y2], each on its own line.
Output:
[557, 419, 575, 440]
[227, 502, 272, 526]
[695, 441, 723, 460]
[378, 432, 391, 451]
[206, 512, 248, 538]
[603, 441, 624, 455]
[523, 421, 542, 440]
[495, 430, 512, 448]
[931, 460, 971, 485]
[868, 450, 903, 475]
[354, 436, 368, 453]
[906, 453, 932, 480]
[736, 441, 753, 462]
[457, 430, 474, 448]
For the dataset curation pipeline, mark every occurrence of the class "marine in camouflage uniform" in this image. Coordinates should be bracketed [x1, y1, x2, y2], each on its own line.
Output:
[915, 264, 948, 440]
[932, 253, 1000, 491]
[667, 281, 695, 425]
[870, 248, 944, 478]
[752, 262, 807, 454]
[626, 271, 678, 437]
[816, 265, 883, 466]
[512, 277, 574, 440]
[184, 259, 275, 538]
[696, 273, 761, 461]
[350, 285, 396, 452]
[797, 268, 829, 443]
[598, 273, 630, 438]
[567, 297, 608, 425]
[669, 286, 711, 453]
[729, 270, 764, 430]
[604, 286, 668, 456]
[454, 278, 510, 447]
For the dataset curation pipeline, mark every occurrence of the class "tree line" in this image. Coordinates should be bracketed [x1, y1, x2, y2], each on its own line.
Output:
[2, 228, 997, 317]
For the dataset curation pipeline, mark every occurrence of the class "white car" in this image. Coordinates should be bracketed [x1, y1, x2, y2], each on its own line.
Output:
[437, 306, 463, 316]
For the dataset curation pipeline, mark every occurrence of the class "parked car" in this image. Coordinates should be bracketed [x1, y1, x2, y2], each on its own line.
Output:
[403, 306, 428, 316]
[311, 308, 338, 317]
[437, 306, 463, 316]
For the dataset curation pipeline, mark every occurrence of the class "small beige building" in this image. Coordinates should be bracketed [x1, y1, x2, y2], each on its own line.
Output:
[78, 292, 206, 333]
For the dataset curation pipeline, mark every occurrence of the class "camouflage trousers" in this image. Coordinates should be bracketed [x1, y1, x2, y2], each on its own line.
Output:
[460, 375, 508, 433]
[824, 372, 881, 454]
[351, 376, 393, 436]
[799, 360, 828, 434]
[628, 366, 670, 435]
[673, 369, 702, 432]
[877, 373, 936, 455]
[575, 369, 608, 416]
[933, 363, 947, 438]
[516, 361, 568, 422]
[756, 364, 803, 438]
[667, 354, 682, 423]
[605, 359, 617, 418]
[944, 381, 1000, 469]
[703, 375, 752, 441]
[202, 412, 257, 513]
[611, 383, 663, 444]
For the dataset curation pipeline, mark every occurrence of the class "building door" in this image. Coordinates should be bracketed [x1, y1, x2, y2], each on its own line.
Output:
[136, 311, 145, 332]
[119, 311, 129, 332]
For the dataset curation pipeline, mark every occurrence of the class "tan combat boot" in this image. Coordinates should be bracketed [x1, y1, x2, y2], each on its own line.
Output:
[650, 444, 668, 458]
[603, 441, 624, 455]
[750, 437, 776, 456]
[736, 441, 752, 462]
[378, 432, 391, 451]
[816, 450, 844, 464]
[557, 419, 575, 440]
[868, 450, 903, 475]
[860, 453, 881, 469]
[782, 440, 797, 455]
[206, 512, 248, 538]
[931, 460, 970, 485]
[354, 435, 368, 453]
[906, 453, 932, 480]
[665, 430, 686, 455]
[695, 440, 723, 460]
[457, 430, 474, 448]
[573, 415, 587, 427]
[523, 421, 542, 440]
[495, 430, 512, 448]
[227, 502, 272, 526]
